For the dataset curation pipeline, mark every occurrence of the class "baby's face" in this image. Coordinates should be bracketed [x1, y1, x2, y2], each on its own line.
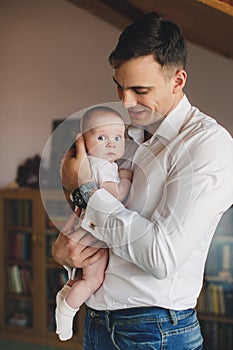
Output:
[84, 113, 125, 162]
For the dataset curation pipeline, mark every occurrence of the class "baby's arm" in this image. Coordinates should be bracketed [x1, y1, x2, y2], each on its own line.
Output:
[101, 168, 133, 202]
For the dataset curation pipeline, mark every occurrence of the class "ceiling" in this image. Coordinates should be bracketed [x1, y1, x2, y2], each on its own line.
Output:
[67, 0, 233, 60]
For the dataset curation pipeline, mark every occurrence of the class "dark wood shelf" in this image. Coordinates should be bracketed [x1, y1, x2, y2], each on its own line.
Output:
[0, 189, 83, 348]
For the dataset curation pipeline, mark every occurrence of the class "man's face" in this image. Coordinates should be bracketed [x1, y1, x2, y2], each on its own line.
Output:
[113, 55, 185, 129]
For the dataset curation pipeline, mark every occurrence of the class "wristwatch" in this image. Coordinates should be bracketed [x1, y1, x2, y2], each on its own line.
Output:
[71, 187, 86, 208]
[71, 182, 98, 208]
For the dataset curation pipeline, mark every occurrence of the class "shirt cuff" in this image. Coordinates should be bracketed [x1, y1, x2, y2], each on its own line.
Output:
[81, 188, 124, 241]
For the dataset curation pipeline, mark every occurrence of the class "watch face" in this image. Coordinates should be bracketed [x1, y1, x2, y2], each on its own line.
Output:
[72, 188, 86, 209]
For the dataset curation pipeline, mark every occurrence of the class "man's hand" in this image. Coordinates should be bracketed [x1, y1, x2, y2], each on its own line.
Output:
[61, 134, 92, 192]
[52, 232, 107, 268]
[52, 209, 107, 268]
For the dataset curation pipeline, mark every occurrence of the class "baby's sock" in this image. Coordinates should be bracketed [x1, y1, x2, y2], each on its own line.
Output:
[56, 284, 71, 306]
[55, 284, 71, 334]
[55, 298, 79, 341]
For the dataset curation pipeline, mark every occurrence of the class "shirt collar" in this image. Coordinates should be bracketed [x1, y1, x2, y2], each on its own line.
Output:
[127, 95, 191, 145]
[155, 94, 191, 141]
[127, 125, 145, 144]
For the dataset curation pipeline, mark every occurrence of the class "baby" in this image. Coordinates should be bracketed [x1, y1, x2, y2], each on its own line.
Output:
[55, 106, 132, 341]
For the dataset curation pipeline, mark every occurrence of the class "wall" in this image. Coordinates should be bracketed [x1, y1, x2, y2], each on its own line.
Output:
[0, 0, 232, 187]
[185, 42, 233, 133]
[0, 0, 119, 187]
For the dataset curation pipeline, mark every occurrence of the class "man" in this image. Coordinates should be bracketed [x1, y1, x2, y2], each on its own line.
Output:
[52, 12, 233, 349]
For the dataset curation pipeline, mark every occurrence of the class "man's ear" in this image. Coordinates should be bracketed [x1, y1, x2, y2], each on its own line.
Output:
[172, 70, 187, 94]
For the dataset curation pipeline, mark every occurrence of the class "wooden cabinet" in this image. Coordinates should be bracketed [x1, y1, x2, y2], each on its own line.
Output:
[197, 206, 233, 349]
[0, 188, 84, 348]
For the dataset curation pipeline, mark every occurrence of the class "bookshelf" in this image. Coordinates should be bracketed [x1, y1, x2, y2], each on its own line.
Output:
[0, 188, 84, 348]
[197, 206, 233, 350]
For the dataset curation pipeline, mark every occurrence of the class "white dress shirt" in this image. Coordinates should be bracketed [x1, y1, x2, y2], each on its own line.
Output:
[81, 95, 233, 311]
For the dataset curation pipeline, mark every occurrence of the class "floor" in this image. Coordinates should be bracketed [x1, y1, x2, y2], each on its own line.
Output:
[0, 338, 74, 350]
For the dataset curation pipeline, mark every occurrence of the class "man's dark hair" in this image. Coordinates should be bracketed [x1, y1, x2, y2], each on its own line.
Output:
[109, 12, 187, 70]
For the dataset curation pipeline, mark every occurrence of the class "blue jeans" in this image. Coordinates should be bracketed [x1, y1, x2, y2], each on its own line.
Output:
[83, 305, 203, 349]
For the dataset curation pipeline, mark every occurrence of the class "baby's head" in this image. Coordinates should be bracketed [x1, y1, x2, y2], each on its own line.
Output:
[80, 106, 125, 163]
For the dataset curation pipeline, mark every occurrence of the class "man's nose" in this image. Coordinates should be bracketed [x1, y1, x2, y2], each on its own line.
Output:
[121, 91, 137, 109]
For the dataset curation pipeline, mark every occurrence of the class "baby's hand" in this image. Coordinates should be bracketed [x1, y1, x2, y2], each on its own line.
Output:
[119, 168, 133, 182]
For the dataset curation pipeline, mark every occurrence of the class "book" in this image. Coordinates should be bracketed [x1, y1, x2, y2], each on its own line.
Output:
[8, 312, 29, 326]
[10, 265, 23, 294]
[7, 265, 32, 295]
[7, 232, 31, 261]
[199, 281, 233, 316]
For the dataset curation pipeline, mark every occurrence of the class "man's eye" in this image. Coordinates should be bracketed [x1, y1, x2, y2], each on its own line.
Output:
[98, 135, 106, 141]
[115, 136, 121, 141]
[134, 88, 149, 95]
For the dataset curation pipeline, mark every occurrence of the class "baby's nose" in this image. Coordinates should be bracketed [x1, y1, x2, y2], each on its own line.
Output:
[106, 139, 116, 147]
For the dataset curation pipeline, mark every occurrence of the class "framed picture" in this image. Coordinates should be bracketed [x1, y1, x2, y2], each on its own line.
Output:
[41, 118, 80, 189]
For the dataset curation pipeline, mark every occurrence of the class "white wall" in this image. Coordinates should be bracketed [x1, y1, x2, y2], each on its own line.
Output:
[0, 0, 119, 187]
[185, 42, 233, 133]
[0, 0, 232, 187]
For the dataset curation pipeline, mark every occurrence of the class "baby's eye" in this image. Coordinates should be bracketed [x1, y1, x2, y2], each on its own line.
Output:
[115, 136, 122, 141]
[98, 135, 106, 141]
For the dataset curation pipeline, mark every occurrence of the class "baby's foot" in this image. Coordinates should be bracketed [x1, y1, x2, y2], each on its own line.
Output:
[55, 299, 79, 341]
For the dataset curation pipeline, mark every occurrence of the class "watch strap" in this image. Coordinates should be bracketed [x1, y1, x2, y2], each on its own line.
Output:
[80, 182, 99, 203]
